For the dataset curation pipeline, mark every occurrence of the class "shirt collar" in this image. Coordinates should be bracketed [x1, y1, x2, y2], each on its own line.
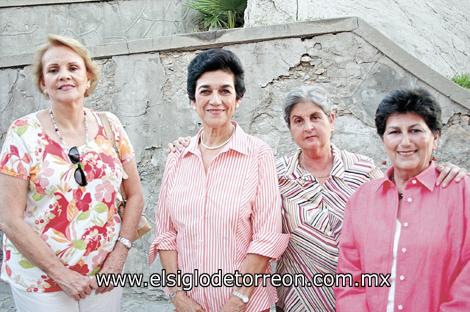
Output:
[182, 121, 249, 158]
[376, 162, 437, 192]
[282, 144, 344, 180]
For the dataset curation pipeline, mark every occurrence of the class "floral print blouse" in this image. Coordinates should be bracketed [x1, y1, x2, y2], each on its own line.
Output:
[0, 110, 134, 292]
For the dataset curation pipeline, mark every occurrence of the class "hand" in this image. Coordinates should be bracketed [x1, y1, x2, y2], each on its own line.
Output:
[221, 296, 246, 312]
[91, 244, 128, 294]
[167, 137, 191, 153]
[52, 267, 93, 300]
[173, 291, 205, 312]
[436, 162, 468, 187]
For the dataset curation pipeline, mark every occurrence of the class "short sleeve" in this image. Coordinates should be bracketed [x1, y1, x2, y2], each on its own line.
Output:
[0, 119, 34, 180]
[105, 112, 135, 163]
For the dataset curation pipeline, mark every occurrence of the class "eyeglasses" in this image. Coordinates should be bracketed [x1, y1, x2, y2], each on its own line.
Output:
[68, 146, 87, 186]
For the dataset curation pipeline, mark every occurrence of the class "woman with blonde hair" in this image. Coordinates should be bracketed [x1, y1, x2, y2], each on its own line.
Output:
[0, 35, 143, 311]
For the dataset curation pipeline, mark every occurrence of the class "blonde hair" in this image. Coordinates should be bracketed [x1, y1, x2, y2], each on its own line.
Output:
[33, 34, 99, 97]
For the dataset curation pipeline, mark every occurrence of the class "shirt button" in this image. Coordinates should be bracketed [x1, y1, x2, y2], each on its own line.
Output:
[411, 179, 417, 184]
[399, 275, 405, 281]
[398, 304, 404, 310]
[407, 197, 413, 203]
[403, 222, 409, 227]
[401, 247, 407, 253]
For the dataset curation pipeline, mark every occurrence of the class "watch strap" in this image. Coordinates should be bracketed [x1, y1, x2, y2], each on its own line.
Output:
[232, 290, 249, 304]
[117, 236, 132, 249]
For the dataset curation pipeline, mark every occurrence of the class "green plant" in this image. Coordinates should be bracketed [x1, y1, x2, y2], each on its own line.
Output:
[451, 73, 470, 89]
[188, 0, 247, 30]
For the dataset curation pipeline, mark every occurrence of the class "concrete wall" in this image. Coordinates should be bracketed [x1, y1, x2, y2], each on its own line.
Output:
[1, 17, 469, 310]
[0, 0, 195, 58]
[244, 0, 470, 78]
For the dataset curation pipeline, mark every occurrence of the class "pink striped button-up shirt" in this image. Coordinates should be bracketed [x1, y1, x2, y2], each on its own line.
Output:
[149, 123, 289, 311]
[335, 163, 470, 312]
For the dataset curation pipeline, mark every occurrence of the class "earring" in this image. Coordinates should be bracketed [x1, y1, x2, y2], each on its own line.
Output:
[43, 89, 48, 95]
[236, 104, 240, 108]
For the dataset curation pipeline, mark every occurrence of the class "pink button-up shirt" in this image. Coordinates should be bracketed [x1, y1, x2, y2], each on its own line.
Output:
[335, 163, 470, 312]
[148, 123, 289, 311]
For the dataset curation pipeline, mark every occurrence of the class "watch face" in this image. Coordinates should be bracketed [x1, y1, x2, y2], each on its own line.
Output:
[118, 237, 132, 249]
[233, 291, 249, 303]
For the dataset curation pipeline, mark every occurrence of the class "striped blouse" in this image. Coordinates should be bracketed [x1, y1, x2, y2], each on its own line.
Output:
[275, 145, 382, 311]
[148, 123, 289, 311]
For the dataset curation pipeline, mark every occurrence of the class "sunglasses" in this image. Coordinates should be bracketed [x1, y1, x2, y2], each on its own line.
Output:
[68, 146, 87, 186]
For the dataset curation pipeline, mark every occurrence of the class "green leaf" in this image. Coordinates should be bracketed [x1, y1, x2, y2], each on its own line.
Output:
[15, 125, 28, 136]
[19, 259, 34, 269]
[187, 0, 247, 30]
[94, 203, 108, 214]
[72, 240, 86, 250]
[451, 73, 470, 89]
[32, 193, 44, 202]
[90, 267, 101, 276]
[77, 211, 90, 221]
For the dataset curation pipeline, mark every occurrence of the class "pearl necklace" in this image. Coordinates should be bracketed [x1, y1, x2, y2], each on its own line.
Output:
[49, 108, 88, 147]
[200, 126, 235, 150]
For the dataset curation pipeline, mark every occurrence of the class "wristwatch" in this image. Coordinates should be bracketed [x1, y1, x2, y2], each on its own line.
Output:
[168, 288, 184, 302]
[232, 290, 249, 304]
[117, 236, 132, 249]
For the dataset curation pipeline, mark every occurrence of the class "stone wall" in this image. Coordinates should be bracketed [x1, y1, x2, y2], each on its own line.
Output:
[0, 0, 195, 58]
[0, 17, 469, 311]
[244, 0, 470, 78]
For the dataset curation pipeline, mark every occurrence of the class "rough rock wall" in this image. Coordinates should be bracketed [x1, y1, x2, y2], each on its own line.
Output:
[0, 0, 195, 58]
[244, 0, 470, 77]
[1, 18, 469, 311]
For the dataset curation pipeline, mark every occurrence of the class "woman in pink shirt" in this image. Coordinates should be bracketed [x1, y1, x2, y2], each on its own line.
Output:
[335, 88, 470, 311]
[148, 49, 289, 311]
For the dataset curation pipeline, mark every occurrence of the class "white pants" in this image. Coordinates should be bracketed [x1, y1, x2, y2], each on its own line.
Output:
[11, 286, 123, 312]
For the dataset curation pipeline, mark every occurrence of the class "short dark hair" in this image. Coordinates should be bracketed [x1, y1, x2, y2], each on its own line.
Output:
[187, 48, 246, 101]
[375, 88, 442, 138]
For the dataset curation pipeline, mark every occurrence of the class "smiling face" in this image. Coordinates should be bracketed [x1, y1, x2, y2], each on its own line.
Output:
[383, 112, 439, 177]
[191, 69, 240, 129]
[40, 45, 89, 105]
[289, 101, 335, 153]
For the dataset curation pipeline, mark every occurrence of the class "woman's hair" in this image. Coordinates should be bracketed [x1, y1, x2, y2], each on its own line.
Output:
[33, 34, 99, 97]
[187, 48, 245, 101]
[283, 85, 331, 128]
[375, 88, 442, 137]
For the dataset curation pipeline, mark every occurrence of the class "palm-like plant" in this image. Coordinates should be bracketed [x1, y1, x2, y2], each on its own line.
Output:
[188, 0, 247, 30]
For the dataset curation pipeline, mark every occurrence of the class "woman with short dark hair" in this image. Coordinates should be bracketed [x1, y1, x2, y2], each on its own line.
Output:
[149, 49, 289, 311]
[171, 84, 467, 311]
[335, 88, 470, 311]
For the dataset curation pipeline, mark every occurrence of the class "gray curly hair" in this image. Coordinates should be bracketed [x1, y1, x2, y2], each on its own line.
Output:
[283, 85, 332, 128]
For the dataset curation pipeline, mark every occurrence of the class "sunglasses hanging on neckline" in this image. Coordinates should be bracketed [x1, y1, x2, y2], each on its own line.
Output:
[68, 146, 87, 186]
